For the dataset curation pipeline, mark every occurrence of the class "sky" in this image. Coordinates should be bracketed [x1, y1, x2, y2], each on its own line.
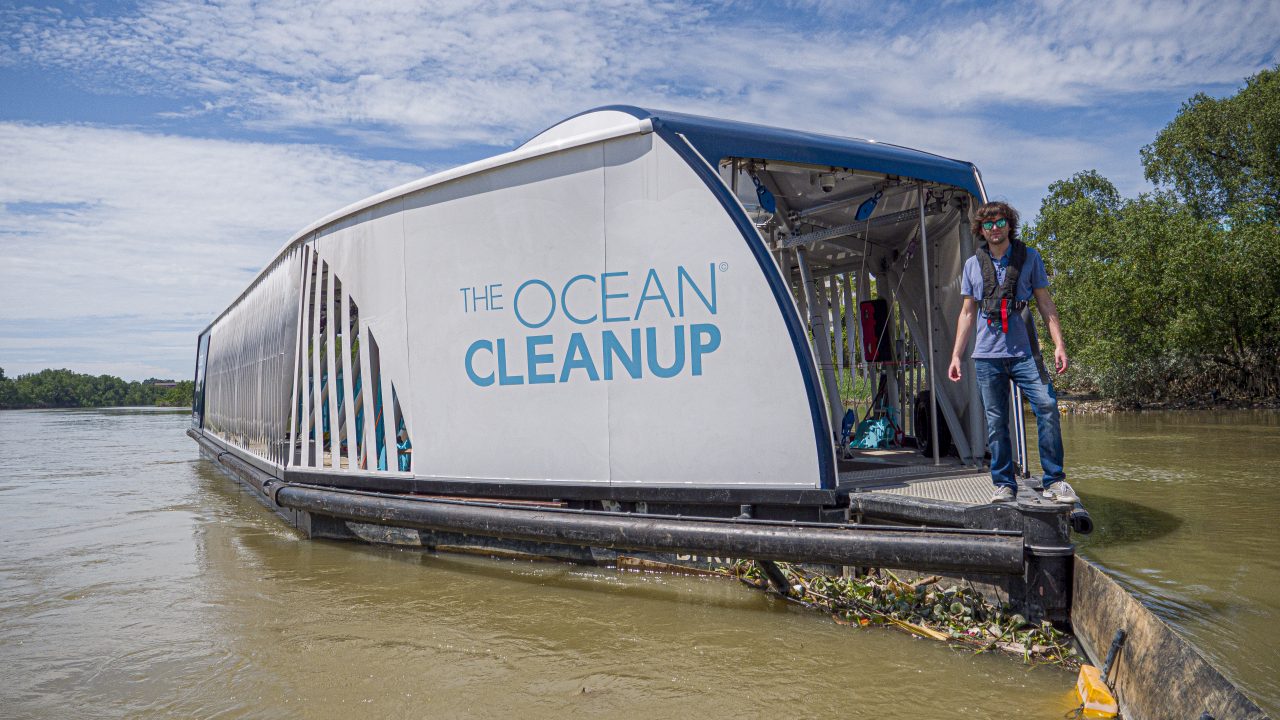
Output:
[1, 0, 1277, 381]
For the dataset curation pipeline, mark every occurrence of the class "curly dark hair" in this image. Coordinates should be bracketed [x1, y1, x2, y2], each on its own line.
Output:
[971, 201, 1020, 243]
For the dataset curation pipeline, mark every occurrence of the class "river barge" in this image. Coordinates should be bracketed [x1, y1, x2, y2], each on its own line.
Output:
[189, 107, 1267, 719]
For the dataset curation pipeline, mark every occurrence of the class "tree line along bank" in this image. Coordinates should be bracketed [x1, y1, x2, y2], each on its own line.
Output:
[1023, 65, 1279, 406]
[0, 367, 193, 409]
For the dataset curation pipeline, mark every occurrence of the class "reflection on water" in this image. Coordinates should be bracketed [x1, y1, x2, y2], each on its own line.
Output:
[0, 408, 1276, 717]
[1070, 494, 1183, 547]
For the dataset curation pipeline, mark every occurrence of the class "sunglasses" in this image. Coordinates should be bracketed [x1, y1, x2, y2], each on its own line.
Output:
[981, 218, 1008, 231]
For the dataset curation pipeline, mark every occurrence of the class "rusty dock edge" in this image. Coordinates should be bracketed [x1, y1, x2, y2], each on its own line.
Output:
[1072, 558, 1269, 720]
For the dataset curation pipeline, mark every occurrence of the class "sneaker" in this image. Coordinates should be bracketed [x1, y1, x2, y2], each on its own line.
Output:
[1043, 481, 1079, 504]
[989, 486, 1016, 503]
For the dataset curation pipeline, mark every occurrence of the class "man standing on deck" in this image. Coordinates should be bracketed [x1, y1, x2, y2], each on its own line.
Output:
[947, 201, 1078, 505]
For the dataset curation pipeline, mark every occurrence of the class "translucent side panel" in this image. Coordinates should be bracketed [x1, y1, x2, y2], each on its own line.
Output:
[201, 247, 303, 466]
[192, 333, 210, 428]
[287, 246, 311, 466]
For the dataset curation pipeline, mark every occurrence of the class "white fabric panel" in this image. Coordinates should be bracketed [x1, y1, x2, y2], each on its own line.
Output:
[829, 275, 842, 373]
[875, 206, 981, 462]
[314, 200, 410, 473]
[603, 135, 818, 486]
[795, 259, 809, 326]
[401, 143, 611, 483]
[379, 340, 397, 471]
[293, 129, 821, 487]
[839, 271, 849, 376]
[339, 286, 357, 469]
[358, 316, 376, 470]
[957, 217, 987, 459]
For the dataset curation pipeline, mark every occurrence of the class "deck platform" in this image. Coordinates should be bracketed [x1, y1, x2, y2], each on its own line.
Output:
[838, 449, 1062, 508]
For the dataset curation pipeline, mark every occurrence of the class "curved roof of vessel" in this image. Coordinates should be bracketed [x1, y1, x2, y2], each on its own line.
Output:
[539, 105, 984, 198]
[204, 105, 984, 334]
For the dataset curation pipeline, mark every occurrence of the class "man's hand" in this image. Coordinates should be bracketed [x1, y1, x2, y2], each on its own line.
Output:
[1054, 346, 1069, 374]
[949, 298, 978, 382]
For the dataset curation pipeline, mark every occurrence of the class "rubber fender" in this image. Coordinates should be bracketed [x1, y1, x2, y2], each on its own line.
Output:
[1071, 502, 1094, 534]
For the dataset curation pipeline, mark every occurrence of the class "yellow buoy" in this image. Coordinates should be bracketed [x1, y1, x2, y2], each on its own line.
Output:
[1075, 664, 1118, 718]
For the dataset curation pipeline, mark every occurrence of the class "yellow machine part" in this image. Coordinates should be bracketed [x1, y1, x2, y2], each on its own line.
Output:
[1075, 664, 1119, 718]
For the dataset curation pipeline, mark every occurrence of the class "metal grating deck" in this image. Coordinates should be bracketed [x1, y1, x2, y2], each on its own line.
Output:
[837, 464, 974, 483]
[859, 472, 995, 505]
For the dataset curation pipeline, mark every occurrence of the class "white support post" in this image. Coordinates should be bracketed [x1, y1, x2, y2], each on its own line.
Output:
[814, 268, 829, 358]
[842, 273, 857, 405]
[828, 274, 843, 376]
[380, 347, 397, 473]
[796, 247, 844, 430]
[918, 185, 942, 465]
[358, 318, 376, 471]
[309, 257, 324, 468]
[324, 268, 340, 469]
[339, 287, 358, 471]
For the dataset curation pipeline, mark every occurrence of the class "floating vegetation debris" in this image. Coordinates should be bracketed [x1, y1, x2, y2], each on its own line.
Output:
[726, 560, 1081, 669]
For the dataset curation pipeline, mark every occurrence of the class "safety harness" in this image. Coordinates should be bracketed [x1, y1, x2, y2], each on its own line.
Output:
[977, 240, 1052, 382]
[976, 240, 1028, 333]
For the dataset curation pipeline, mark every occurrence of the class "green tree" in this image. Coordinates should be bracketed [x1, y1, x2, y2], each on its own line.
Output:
[1026, 66, 1280, 403]
[1027, 175, 1202, 401]
[157, 381, 194, 407]
[1162, 212, 1280, 395]
[0, 367, 16, 408]
[1141, 66, 1280, 222]
[1027, 173, 1280, 403]
[0, 369, 195, 409]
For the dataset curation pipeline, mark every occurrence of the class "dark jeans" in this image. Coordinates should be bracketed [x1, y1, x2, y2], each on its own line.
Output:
[974, 356, 1065, 491]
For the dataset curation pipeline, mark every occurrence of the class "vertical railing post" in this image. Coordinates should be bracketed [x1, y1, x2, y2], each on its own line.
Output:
[917, 185, 941, 466]
[796, 247, 844, 433]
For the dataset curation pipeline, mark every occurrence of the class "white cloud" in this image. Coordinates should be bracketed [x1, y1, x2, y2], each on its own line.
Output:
[0, 123, 424, 378]
[2, 0, 1276, 379]
[5, 0, 1275, 148]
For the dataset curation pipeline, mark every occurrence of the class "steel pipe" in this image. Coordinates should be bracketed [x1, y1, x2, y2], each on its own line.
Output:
[275, 485, 1026, 575]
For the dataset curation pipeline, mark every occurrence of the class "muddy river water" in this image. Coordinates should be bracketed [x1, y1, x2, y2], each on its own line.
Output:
[0, 408, 1275, 718]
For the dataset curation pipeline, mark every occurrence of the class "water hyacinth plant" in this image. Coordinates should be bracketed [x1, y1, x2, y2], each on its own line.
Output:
[726, 560, 1081, 669]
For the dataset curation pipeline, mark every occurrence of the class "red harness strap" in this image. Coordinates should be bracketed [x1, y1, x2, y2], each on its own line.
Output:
[1000, 298, 1010, 333]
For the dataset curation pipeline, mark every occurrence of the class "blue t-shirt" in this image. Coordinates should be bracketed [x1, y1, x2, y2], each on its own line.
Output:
[960, 245, 1049, 358]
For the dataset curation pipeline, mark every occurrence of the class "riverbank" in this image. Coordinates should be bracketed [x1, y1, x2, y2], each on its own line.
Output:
[1058, 396, 1280, 414]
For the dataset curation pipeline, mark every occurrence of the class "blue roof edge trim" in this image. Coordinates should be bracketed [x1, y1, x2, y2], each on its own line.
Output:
[654, 124, 837, 491]
[543, 105, 983, 197]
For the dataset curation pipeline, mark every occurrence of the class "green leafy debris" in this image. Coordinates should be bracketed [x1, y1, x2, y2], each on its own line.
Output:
[725, 561, 1081, 670]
